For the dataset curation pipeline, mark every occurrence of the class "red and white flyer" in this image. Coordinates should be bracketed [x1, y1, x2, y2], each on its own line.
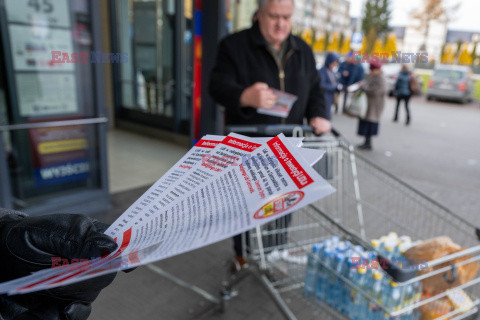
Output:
[0, 134, 333, 294]
[256, 89, 298, 118]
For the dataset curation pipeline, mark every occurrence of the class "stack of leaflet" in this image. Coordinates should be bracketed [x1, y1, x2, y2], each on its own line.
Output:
[0, 133, 335, 295]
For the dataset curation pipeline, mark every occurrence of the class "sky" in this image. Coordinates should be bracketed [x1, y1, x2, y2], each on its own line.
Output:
[349, 0, 480, 32]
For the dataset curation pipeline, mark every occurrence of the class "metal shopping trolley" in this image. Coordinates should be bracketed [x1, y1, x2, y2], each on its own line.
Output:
[213, 124, 480, 320]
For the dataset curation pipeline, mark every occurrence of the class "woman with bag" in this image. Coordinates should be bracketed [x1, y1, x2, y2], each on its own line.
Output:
[357, 61, 387, 150]
[394, 64, 415, 125]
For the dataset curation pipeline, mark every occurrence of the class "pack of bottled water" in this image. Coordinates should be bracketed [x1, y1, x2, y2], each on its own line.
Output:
[303, 234, 423, 320]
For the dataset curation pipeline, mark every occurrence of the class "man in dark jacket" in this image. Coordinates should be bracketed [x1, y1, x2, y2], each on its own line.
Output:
[209, 0, 330, 135]
[209, 0, 330, 271]
[0, 209, 118, 320]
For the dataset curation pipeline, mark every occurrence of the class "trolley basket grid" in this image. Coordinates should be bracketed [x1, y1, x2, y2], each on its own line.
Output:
[226, 136, 480, 320]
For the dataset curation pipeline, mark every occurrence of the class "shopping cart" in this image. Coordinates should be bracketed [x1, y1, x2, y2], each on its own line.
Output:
[214, 124, 480, 320]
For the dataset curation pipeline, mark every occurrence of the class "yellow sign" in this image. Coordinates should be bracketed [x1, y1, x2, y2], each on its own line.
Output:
[38, 138, 88, 155]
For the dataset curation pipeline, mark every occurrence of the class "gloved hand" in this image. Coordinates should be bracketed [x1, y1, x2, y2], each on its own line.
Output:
[0, 212, 118, 320]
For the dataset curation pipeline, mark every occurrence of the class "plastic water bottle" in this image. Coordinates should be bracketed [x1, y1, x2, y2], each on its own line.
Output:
[317, 247, 335, 301]
[329, 253, 345, 308]
[396, 236, 412, 257]
[388, 232, 399, 244]
[339, 254, 354, 314]
[371, 239, 381, 252]
[378, 236, 387, 256]
[384, 240, 396, 261]
[348, 267, 368, 320]
[411, 281, 423, 320]
[400, 283, 415, 320]
[315, 245, 331, 301]
[385, 280, 404, 319]
[304, 244, 320, 295]
[331, 235, 340, 245]
[367, 271, 384, 320]
[337, 241, 348, 252]
[412, 281, 422, 304]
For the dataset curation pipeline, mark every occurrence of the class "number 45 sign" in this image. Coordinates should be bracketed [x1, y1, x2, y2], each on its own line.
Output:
[5, 0, 71, 28]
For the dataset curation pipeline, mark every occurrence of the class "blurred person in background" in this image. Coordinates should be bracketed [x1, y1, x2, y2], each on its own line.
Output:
[357, 61, 387, 150]
[318, 52, 339, 120]
[0, 209, 118, 320]
[337, 51, 365, 113]
[209, 0, 330, 272]
[393, 65, 414, 125]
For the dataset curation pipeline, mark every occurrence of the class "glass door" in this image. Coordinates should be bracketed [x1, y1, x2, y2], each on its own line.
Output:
[0, 0, 109, 213]
[114, 0, 193, 134]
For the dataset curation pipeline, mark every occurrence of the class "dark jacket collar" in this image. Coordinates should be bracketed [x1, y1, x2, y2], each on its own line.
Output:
[248, 21, 299, 51]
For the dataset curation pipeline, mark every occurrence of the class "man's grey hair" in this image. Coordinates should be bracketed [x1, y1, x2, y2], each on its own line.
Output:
[257, 0, 294, 11]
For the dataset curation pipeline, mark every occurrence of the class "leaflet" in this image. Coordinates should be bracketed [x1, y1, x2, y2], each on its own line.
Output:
[105, 135, 321, 239]
[0, 134, 334, 294]
[257, 89, 298, 118]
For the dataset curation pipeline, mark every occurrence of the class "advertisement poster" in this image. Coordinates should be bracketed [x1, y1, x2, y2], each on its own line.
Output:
[9, 24, 74, 72]
[15, 73, 78, 117]
[29, 122, 90, 187]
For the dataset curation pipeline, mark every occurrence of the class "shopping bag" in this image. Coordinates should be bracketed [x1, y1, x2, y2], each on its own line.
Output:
[344, 90, 367, 119]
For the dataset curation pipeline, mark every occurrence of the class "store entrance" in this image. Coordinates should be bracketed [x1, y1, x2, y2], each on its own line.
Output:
[112, 0, 194, 135]
[0, 0, 109, 215]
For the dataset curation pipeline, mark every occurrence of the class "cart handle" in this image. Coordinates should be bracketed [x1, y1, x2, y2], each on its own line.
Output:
[225, 124, 340, 138]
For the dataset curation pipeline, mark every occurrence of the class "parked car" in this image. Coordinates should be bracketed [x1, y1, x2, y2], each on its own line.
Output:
[426, 65, 474, 103]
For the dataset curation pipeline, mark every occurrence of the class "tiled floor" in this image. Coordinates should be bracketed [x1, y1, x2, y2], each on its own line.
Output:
[107, 129, 188, 193]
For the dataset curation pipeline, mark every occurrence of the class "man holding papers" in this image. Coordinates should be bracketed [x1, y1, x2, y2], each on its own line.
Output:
[209, 0, 331, 270]
[209, 0, 330, 135]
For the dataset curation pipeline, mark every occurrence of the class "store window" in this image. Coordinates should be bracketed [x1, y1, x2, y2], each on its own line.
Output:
[114, 0, 193, 134]
[0, 0, 105, 209]
[226, 0, 257, 33]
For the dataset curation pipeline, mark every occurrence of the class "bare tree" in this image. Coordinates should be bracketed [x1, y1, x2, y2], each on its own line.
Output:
[411, 0, 460, 51]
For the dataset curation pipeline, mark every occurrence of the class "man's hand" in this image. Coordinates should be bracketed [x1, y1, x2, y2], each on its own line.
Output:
[0, 213, 118, 320]
[309, 117, 331, 135]
[239, 82, 278, 109]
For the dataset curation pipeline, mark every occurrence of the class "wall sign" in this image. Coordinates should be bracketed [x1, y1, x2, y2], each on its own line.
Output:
[5, 0, 71, 28]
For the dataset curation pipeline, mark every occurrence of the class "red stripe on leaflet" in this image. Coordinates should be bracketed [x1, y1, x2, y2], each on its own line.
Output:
[110, 228, 132, 259]
[195, 139, 220, 149]
[267, 136, 313, 189]
[222, 136, 262, 152]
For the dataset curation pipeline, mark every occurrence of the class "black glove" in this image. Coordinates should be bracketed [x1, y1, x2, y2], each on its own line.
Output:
[0, 213, 118, 320]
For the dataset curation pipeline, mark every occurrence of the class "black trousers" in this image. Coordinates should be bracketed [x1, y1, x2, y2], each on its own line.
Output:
[233, 214, 292, 257]
[395, 95, 411, 120]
